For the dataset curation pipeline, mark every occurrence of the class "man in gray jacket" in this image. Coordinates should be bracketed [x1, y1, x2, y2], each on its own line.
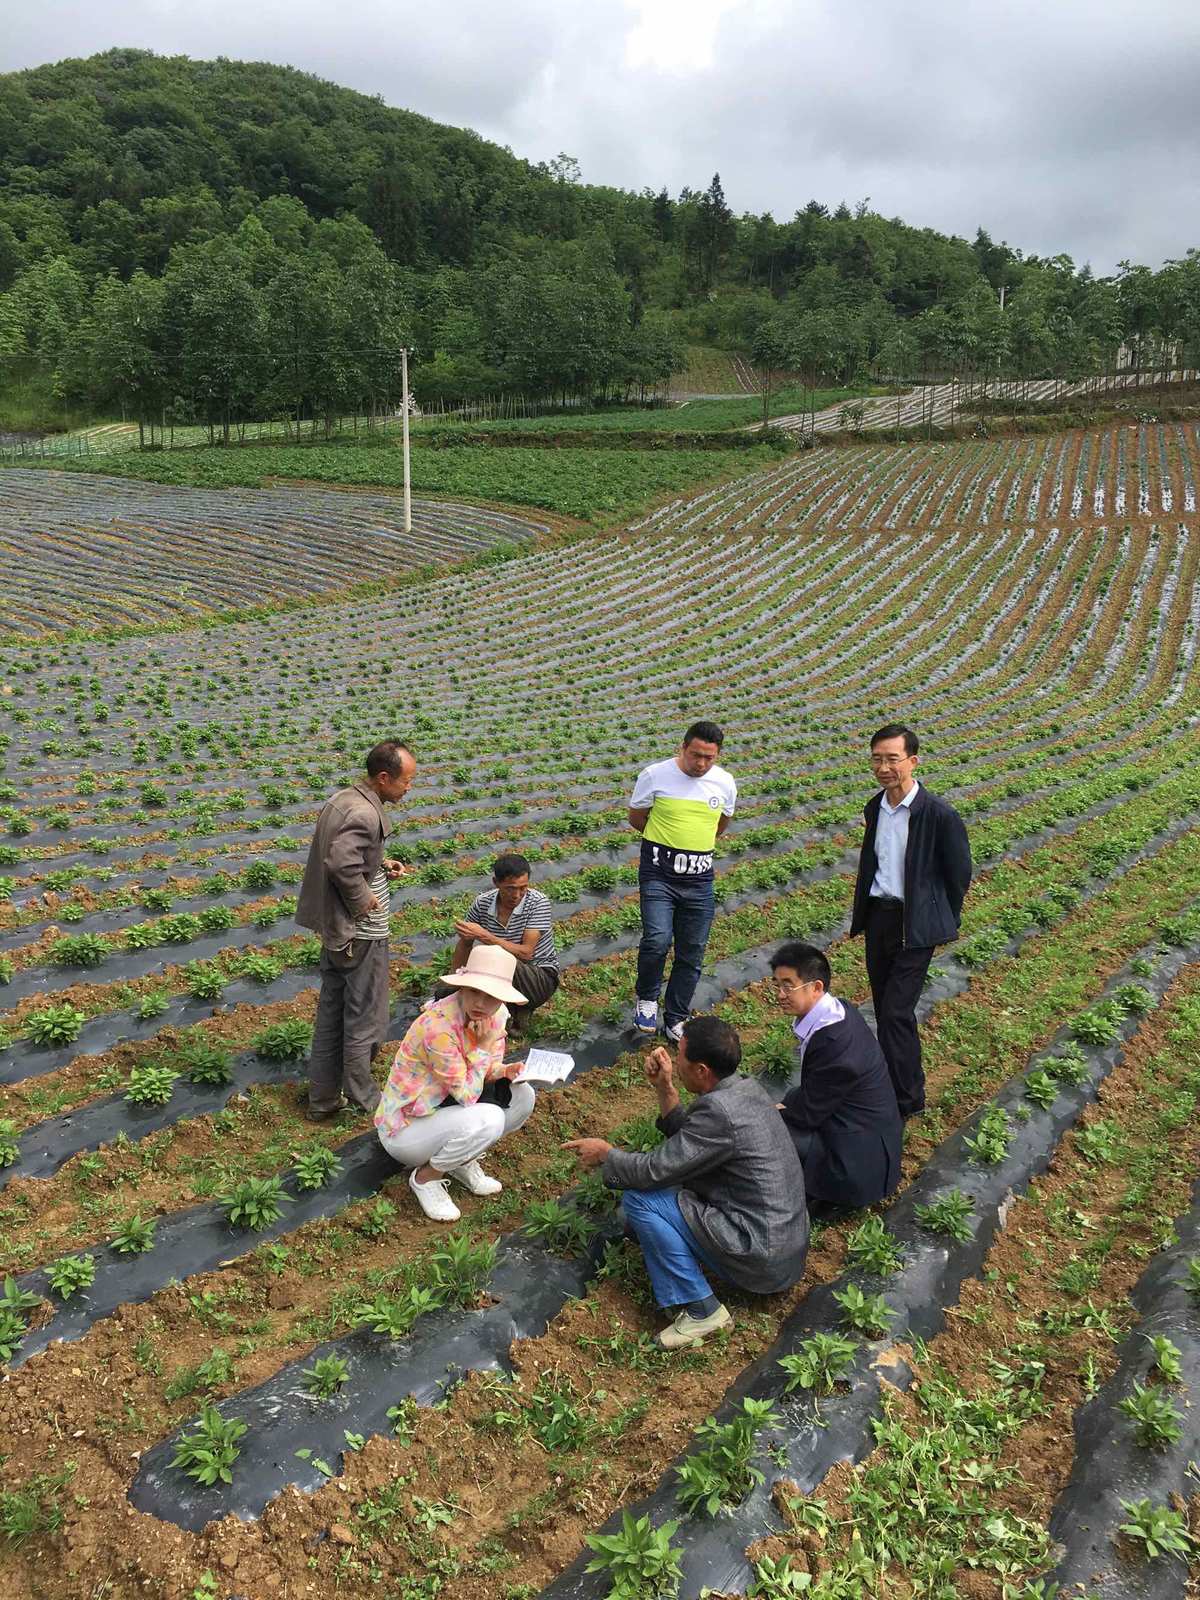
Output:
[297, 740, 416, 1121]
[564, 1016, 809, 1348]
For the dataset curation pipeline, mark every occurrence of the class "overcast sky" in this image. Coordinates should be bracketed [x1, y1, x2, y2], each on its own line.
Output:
[4, 0, 1199, 274]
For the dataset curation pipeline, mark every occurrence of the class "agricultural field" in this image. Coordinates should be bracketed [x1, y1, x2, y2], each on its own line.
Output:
[40, 439, 784, 525]
[2, 419, 1200, 1600]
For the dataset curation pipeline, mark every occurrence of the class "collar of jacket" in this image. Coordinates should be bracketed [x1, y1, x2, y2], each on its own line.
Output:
[352, 777, 389, 834]
[867, 783, 929, 822]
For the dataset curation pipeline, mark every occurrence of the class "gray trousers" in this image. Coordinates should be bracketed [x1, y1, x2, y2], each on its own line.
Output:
[308, 938, 390, 1115]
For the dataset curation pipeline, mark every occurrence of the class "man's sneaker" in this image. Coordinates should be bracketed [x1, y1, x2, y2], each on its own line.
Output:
[658, 1303, 732, 1349]
[634, 999, 659, 1035]
[663, 1019, 685, 1045]
[447, 1160, 502, 1196]
[408, 1168, 461, 1222]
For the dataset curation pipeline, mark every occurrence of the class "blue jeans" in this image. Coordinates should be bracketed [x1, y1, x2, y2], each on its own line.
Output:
[621, 1188, 722, 1308]
[636, 874, 716, 1028]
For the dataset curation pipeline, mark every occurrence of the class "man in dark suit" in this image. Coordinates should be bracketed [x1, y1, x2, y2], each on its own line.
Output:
[849, 724, 972, 1118]
[770, 942, 902, 1210]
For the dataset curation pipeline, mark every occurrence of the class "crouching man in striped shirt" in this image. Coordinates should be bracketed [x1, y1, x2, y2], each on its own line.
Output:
[448, 853, 560, 1032]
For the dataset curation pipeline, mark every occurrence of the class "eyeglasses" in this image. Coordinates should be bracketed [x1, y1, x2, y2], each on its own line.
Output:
[773, 979, 817, 994]
[869, 754, 912, 768]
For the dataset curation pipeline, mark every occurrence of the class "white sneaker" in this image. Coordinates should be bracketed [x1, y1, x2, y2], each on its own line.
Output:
[634, 999, 659, 1035]
[409, 1168, 461, 1222]
[664, 1019, 685, 1045]
[447, 1160, 502, 1196]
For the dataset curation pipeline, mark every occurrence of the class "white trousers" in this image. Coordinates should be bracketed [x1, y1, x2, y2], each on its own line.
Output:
[378, 1083, 536, 1172]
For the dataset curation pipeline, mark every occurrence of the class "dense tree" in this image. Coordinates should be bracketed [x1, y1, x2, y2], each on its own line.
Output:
[0, 47, 1195, 423]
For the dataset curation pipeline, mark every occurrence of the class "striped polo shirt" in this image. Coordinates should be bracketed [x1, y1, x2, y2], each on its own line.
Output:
[469, 887, 559, 970]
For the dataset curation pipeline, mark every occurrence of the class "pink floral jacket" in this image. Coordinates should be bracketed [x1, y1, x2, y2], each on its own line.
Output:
[375, 994, 509, 1140]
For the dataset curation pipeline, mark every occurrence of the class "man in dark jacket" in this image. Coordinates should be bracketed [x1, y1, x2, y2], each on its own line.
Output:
[849, 724, 972, 1118]
[297, 741, 416, 1121]
[563, 1016, 809, 1349]
[770, 942, 902, 1210]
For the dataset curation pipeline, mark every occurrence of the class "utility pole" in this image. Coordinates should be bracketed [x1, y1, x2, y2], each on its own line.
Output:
[401, 346, 412, 534]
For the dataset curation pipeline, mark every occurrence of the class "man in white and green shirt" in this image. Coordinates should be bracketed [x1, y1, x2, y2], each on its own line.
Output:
[628, 721, 737, 1042]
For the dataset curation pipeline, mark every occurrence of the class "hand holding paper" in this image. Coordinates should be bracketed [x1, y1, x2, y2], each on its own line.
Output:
[513, 1049, 575, 1086]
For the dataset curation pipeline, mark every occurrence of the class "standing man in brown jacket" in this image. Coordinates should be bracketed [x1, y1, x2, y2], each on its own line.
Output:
[297, 740, 417, 1121]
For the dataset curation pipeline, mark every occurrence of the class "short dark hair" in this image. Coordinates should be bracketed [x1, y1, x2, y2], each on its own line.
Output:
[870, 723, 918, 757]
[365, 740, 414, 778]
[683, 720, 724, 750]
[493, 852, 531, 882]
[769, 942, 831, 990]
[681, 1014, 741, 1078]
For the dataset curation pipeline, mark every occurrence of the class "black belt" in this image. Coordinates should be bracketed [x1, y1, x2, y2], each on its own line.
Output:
[869, 895, 904, 909]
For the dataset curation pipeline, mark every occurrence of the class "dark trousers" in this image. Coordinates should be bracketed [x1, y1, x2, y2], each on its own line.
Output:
[864, 901, 934, 1117]
[309, 938, 390, 1116]
[636, 874, 716, 1029]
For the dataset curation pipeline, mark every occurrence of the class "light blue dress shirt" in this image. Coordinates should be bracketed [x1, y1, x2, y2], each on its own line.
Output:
[870, 779, 920, 900]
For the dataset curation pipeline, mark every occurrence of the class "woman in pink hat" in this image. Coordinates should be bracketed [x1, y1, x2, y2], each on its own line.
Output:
[375, 945, 534, 1221]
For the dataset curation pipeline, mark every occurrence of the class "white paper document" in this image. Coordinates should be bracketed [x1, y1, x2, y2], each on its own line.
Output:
[513, 1049, 575, 1085]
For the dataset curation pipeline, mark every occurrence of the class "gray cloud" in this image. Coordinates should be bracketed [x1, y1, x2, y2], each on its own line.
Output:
[3, 0, 1198, 272]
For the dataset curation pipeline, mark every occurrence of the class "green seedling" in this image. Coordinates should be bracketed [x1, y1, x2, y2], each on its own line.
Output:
[353, 1286, 440, 1337]
[0, 1120, 18, 1168]
[583, 1510, 683, 1599]
[358, 1196, 397, 1237]
[527, 1372, 595, 1453]
[845, 1216, 903, 1276]
[169, 1403, 247, 1486]
[1075, 1118, 1121, 1164]
[111, 1213, 158, 1254]
[1071, 999, 1127, 1046]
[573, 1170, 619, 1214]
[49, 933, 108, 968]
[253, 1019, 313, 1059]
[0, 1278, 40, 1314]
[292, 1143, 342, 1191]
[177, 1039, 235, 1086]
[1113, 982, 1155, 1013]
[218, 1176, 289, 1230]
[239, 952, 284, 984]
[428, 1231, 496, 1307]
[185, 964, 228, 1001]
[302, 1354, 350, 1398]
[1148, 1335, 1184, 1384]
[833, 1284, 894, 1337]
[1118, 1497, 1193, 1558]
[0, 1307, 28, 1363]
[1044, 1041, 1091, 1085]
[1023, 1068, 1059, 1110]
[914, 1189, 975, 1243]
[1183, 1257, 1200, 1299]
[47, 1255, 95, 1299]
[198, 904, 235, 932]
[25, 1004, 86, 1046]
[164, 1347, 235, 1402]
[524, 1198, 594, 1255]
[134, 989, 171, 1020]
[675, 1397, 781, 1516]
[964, 1103, 1012, 1164]
[125, 1063, 178, 1106]
[1118, 1381, 1183, 1448]
[778, 1332, 858, 1395]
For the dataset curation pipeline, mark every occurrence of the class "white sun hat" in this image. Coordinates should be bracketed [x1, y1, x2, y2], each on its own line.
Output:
[441, 945, 527, 1005]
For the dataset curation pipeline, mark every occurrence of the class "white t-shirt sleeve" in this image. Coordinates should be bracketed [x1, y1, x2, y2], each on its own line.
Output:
[722, 774, 738, 816]
[629, 764, 659, 809]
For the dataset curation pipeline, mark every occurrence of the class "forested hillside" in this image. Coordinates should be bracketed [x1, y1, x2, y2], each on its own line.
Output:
[1, 48, 1197, 431]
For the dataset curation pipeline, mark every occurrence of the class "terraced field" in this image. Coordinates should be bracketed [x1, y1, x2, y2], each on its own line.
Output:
[0, 472, 566, 636]
[3, 420, 1200, 1599]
